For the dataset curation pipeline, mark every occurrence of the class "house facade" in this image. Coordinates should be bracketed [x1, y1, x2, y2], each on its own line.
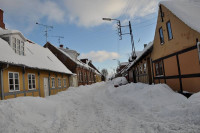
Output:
[151, 1, 200, 93]
[0, 9, 72, 100]
[44, 42, 102, 86]
[127, 43, 153, 84]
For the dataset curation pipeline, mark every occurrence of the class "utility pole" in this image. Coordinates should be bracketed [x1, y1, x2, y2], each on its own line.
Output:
[36, 22, 53, 43]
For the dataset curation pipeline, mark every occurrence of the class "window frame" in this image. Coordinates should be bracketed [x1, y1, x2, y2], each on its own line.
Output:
[51, 77, 55, 88]
[8, 72, 20, 92]
[63, 78, 67, 87]
[143, 63, 147, 74]
[159, 27, 164, 44]
[155, 61, 164, 76]
[28, 73, 36, 90]
[166, 21, 173, 40]
[139, 65, 143, 74]
[58, 78, 61, 87]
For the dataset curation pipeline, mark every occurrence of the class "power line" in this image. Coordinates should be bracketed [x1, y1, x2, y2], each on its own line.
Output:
[132, 22, 157, 29]
[131, 17, 157, 26]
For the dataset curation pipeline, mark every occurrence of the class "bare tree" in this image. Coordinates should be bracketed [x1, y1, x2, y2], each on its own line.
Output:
[101, 69, 108, 80]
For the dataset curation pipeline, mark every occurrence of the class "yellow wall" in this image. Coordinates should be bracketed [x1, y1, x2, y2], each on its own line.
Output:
[95, 74, 102, 82]
[1, 65, 70, 100]
[151, 5, 200, 60]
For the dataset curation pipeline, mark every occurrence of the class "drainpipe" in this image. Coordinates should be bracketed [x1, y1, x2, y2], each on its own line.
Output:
[0, 64, 9, 100]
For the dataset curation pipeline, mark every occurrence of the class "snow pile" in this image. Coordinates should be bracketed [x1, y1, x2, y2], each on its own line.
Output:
[0, 82, 200, 132]
[112, 77, 128, 86]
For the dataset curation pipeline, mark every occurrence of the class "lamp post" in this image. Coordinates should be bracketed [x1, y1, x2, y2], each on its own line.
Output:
[102, 18, 137, 62]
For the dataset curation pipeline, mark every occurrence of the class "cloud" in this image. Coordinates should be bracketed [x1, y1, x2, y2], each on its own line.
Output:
[0, 0, 65, 32]
[80, 51, 120, 62]
[63, 0, 160, 27]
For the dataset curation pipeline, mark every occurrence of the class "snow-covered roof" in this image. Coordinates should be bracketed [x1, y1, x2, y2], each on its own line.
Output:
[120, 62, 129, 66]
[0, 28, 26, 40]
[0, 30, 72, 74]
[49, 43, 101, 75]
[126, 42, 153, 71]
[160, 0, 200, 33]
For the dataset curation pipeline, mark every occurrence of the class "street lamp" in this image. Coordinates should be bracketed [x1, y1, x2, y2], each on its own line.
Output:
[102, 18, 122, 40]
[102, 18, 137, 62]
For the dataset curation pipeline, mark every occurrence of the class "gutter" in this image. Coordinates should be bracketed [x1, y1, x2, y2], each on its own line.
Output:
[0, 64, 9, 100]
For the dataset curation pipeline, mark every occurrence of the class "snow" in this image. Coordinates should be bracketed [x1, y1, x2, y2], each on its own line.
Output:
[113, 77, 128, 86]
[0, 81, 200, 132]
[0, 38, 72, 74]
[160, 0, 200, 33]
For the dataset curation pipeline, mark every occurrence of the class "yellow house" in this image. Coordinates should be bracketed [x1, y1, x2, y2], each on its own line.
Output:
[151, 1, 200, 93]
[0, 28, 72, 100]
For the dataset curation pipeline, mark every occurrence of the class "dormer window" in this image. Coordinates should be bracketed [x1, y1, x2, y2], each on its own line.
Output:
[12, 37, 25, 55]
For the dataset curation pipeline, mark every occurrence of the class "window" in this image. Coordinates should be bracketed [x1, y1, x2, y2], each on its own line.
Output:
[139, 65, 143, 74]
[9, 72, 20, 91]
[166, 21, 173, 40]
[143, 63, 147, 73]
[20, 41, 25, 55]
[28, 74, 36, 90]
[12, 37, 16, 52]
[159, 27, 164, 44]
[155, 61, 163, 76]
[51, 77, 55, 88]
[12, 37, 25, 56]
[58, 78, 61, 87]
[16, 39, 20, 54]
[63, 78, 67, 87]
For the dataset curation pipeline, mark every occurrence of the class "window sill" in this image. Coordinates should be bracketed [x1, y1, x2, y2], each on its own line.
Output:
[9, 90, 20, 92]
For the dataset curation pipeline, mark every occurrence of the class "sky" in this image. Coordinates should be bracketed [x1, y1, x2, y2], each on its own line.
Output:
[0, 0, 161, 76]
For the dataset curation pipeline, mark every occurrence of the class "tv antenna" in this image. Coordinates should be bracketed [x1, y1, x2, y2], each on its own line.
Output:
[51, 36, 64, 45]
[36, 22, 53, 43]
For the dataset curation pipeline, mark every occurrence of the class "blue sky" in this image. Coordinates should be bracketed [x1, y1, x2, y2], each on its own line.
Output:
[0, 0, 161, 76]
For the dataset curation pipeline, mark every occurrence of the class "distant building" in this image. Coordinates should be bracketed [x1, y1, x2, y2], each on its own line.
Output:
[0, 9, 72, 100]
[44, 42, 102, 86]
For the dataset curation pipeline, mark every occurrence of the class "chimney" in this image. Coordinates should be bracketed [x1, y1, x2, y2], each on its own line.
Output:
[0, 9, 5, 29]
[144, 44, 147, 48]
[59, 44, 63, 48]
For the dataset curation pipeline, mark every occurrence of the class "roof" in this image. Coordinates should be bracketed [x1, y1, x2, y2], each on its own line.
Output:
[160, 0, 200, 33]
[0, 29, 72, 74]
[0, 29, 26, 40]
[46, 42, 101, 75]
[126, 42, 153, 71]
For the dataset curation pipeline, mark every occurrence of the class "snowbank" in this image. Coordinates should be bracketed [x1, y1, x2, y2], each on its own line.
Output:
[112, 77, 128, 86]
[0, 82, 200, 132]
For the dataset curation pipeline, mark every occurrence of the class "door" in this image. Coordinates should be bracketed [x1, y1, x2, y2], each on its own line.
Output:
[44, 78, 49, 97]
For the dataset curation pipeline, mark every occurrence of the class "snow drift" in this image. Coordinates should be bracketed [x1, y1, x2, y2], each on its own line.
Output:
[0, 82, 199, 133]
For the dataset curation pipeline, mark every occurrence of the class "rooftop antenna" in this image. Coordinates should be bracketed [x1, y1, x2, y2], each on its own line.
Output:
[36, 22, 53, 43]
[51, 36, 64, 45]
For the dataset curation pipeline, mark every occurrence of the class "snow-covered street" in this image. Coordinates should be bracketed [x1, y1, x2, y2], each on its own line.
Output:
[0, 81, 200, 133]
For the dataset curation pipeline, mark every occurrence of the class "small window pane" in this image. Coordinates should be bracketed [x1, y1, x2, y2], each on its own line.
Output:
[32, 75, 35, 79]
[10, 85, 14, 90]
[167, 21, 173, 40]
[15, 85, 19, 90]
[29, 85, 32, 89]
[15, 79, 19, 84]
[33, 84, 36, 89]
[14, 73, 18, 78]
[159, 27, 164, 44]
[9, 79, 13, 84]
[28, 75, 31, 79]
[9, 73, 13, 78]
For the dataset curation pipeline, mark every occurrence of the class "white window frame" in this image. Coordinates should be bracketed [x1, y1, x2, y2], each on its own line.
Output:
[12, 37, 16, 53]
[63, 78, 67, 87]
[58, 78, 61, 87]
[51, 77, 55, 88]
[28, 73, 36, 90]
[8, 72, 20, 92]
